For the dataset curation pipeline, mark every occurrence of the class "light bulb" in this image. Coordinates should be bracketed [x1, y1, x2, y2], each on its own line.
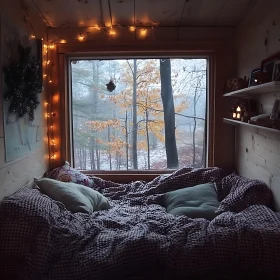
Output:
[129, 26, 136, 32]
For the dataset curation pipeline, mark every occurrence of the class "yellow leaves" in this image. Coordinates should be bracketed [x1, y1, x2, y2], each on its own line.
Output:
[138, 140, 147, 150]
[86, 119, 121, 131]
[107, 136, 128, 152]
[175, 100, 188, 113]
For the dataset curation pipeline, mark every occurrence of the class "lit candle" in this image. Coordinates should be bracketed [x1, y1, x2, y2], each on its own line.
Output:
[236, 106, 241, 119]
[233, 112, 236, 118]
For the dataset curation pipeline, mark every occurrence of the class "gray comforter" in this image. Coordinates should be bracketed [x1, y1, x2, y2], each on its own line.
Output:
[0, 167, 279, 280]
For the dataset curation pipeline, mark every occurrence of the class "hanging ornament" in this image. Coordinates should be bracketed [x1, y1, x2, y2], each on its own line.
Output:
[106, 79, 116, 92]
[3, 44, 42, 121]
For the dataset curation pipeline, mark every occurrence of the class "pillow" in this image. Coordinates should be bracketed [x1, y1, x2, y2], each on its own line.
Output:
[44, 161, 94, 188]
[34, 178, 110, 214]
[163, 183, 219, 220]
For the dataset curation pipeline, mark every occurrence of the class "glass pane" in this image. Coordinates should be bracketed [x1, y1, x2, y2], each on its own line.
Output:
[71, 58, 207, 170]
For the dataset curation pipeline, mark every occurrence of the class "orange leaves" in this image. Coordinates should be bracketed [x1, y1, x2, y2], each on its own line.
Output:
[86, 119, 121, 131]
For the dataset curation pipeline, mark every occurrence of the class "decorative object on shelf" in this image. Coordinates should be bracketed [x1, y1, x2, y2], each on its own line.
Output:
[272, 60, 280, 81]
[253, 71, 271, 84]
[261, 52, 280, 82]
[270, 99, 280, 120]
[106, 79, 116, 92]
[248, 68, 261, 86]
[249, 113, 280, 129]
[225, 76, 248, 93]
[3, 43, 42, 121]
[230, 99, 257, 122]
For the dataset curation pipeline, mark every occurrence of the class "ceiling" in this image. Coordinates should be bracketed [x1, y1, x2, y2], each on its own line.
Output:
[27, 0, 266, 29]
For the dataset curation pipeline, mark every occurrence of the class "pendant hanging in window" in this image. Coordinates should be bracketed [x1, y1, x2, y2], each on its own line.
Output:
[106, 79, 116, 92]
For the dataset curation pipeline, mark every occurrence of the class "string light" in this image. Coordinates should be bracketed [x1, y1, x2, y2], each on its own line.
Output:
[77, 34, 85, 41]
[109, 29, 117, 36]
[140, 28, 147, 37]
[60, 39, 67, 43]
[129, 26, 136, 32]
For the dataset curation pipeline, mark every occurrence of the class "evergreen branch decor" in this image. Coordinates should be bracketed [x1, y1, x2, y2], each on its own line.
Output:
[3, 44, 42, 121]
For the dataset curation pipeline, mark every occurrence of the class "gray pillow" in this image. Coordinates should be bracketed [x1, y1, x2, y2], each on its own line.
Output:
[34, 178, 110, 214]
[163, 183, 219, 220]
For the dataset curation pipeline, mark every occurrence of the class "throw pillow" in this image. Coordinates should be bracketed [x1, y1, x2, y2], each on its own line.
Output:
[44, 161, 94, 187]
[163, 183, 219, 220]
[34, 178, 110, 214]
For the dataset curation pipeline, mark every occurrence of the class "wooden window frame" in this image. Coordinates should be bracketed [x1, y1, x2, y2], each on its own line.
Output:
[55, 40, 234, 182]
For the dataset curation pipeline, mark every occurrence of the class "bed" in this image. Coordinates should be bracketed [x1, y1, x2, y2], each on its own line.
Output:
[0, 166, 280, 280]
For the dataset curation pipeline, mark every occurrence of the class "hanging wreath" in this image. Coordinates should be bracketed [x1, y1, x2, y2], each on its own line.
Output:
[3, 44, 42, 121]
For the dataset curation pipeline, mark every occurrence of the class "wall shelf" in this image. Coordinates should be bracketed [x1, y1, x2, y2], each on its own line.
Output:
[223, 81, 280, 97]
[223, 118, 280, 133]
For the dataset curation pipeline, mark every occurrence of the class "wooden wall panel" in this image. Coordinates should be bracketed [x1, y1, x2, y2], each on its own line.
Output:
[0, 0, 49, 200]
[236, 1, 280, 199]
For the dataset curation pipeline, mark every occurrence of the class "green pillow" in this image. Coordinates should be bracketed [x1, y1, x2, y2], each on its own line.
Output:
[34, 178, 110, 214]
[163, 183, 219, 220]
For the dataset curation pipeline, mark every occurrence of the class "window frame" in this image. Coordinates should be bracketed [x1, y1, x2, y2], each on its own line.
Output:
[55, 41, 224, 180]
[69, 55, 209, 173]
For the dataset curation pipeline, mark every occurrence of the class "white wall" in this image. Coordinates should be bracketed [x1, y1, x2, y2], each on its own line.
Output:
[0, 0, 48, 200]
[236, 0, 280, 207]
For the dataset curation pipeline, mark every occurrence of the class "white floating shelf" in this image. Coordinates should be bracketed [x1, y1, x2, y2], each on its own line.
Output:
[223, 81, 280, 97]
[223, 118, 280, 133]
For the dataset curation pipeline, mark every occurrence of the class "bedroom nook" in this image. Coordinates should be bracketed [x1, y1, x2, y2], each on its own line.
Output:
[0, 0, 280, 279]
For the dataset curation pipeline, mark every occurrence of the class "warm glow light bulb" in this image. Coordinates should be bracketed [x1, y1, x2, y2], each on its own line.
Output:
[49, 44, 55, 49]
[60, 39, 67, 44]
[49, 80, 52, 83]
[236, 106, 241, 112]
[78, 34, 85, 41]
[109, 29, 117, 36]
[140, 28, 147, 37]
[129, 26, 136, 32]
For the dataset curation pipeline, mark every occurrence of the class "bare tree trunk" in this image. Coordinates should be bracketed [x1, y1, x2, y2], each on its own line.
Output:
[145, 100, 151, 169]
[96, 147, 100, 169]
[90, 137, 96, 170]
[132, 59, 138, 169]
[159, 59, 178, 169]
[108, 126, 112, 170]
[192, 118, 197, 167]
[125, 111, 129, 170]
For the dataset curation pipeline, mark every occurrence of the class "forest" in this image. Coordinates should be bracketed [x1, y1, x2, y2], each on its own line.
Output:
[71, 58, 207, 170]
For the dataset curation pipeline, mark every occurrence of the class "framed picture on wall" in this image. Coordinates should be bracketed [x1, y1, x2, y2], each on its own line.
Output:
[261, 52, 280, 82]
[249, 68, 261, 86]
[272, 60, 280, 81]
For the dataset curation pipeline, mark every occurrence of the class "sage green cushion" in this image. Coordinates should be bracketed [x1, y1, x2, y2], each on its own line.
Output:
[34, 178, 110, 214]
[163, 183, 219, 220]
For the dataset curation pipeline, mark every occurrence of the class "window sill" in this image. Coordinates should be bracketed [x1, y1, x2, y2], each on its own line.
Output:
[81, 170, 175, 183]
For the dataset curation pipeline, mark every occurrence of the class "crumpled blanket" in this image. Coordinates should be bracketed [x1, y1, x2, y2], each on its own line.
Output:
[0, 167, 278, 280]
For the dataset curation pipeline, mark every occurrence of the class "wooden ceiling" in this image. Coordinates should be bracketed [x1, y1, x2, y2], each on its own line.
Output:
[27, 0, 264, 28]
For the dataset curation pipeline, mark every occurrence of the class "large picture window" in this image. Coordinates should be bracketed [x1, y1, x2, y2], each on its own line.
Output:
[70, 58, 207, 170]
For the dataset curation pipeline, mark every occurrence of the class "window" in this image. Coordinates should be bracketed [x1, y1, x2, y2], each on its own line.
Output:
[70, 58, 207, 170]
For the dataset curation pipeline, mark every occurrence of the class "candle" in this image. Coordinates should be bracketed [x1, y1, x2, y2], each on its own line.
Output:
[237, 113, 240, 119]
[233, 112, 236, 118]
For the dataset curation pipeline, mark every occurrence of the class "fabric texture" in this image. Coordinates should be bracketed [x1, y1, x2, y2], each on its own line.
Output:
[0, 167, 276, 280]
[215, 173, 272, 214]
[163, 182, 219, 220]
[34, 178, 110, 214]
[44, 161, 94, 187]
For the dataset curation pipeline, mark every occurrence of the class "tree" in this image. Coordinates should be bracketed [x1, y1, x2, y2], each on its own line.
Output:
[159, 59, 178, 169]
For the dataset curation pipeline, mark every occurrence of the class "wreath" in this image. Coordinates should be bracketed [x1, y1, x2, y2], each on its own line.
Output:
[3, 44, 42, 121]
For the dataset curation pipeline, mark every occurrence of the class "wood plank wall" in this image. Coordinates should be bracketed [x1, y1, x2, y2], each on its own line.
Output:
[0, 1, 49, 200]
[236, 1, 280, 208]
